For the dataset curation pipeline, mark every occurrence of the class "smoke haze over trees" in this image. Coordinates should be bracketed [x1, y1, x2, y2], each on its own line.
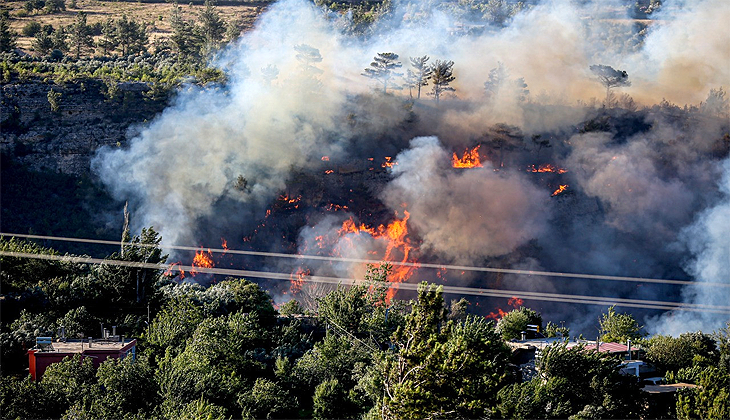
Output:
[86, 0, 730, 336]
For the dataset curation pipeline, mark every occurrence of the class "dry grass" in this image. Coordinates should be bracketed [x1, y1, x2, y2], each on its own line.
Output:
[5, 0, 267, 51]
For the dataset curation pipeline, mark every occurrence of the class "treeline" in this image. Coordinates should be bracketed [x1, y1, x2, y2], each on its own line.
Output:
[0, 0, 241, 88]
[1, 234, 728, 419]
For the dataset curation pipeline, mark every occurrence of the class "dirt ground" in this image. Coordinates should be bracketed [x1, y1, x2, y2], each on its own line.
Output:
[5, 0, 267, 52]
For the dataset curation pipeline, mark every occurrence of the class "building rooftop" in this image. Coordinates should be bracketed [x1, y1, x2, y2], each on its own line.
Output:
[642, 383, 699, 394]
[33, 338, 136, 354]
[507, 339, 631, 354]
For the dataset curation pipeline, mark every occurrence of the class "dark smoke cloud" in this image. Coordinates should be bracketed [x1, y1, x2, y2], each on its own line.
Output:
[92, 0, 730, 335]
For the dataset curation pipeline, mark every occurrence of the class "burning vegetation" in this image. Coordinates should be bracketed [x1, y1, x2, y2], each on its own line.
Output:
[92, 0, 730, 335]
[452, 145, 483, 168]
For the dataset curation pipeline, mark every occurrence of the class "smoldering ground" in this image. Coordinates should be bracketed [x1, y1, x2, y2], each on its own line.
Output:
[93, 0, 730, 335]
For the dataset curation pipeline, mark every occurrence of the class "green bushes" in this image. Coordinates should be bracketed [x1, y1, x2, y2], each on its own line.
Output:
[0, 51, 226, 88]
[22, 21, 42, 37]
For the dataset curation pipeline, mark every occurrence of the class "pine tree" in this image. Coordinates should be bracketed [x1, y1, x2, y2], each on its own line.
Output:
[115, 15, 147, 56]
[362, 52, 402, 93]
[0, 14, 18, 53]
[198, 0, 225, 53]
[406, 55, 430, 99]
[429, 59, 456, 104]
[169, 4, 203, 60]
[32, 30, 54, 55]
[67, 12, 94, 58]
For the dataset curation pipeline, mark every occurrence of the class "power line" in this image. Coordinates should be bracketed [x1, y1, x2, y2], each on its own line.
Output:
[3, 250, 730, 315]
[2, 232, 727, 289]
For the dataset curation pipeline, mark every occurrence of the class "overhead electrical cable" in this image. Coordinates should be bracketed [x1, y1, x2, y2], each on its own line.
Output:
[2, 232, 728, 289]
[3, 250, 730, 315]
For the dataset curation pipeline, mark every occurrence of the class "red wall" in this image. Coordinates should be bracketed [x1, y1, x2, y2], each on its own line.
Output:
[28, 340, 136, 381]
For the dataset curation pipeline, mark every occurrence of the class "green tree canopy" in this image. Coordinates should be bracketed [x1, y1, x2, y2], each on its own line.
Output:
[382, 283, 512, 419]
[498, 343, 643, 418]
[496, 306, 543, 341]
[599, 305, 645, 343]
[67, 11, 94, 58]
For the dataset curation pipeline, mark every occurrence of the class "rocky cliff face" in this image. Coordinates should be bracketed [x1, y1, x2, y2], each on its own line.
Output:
[1, 80, 168, 176]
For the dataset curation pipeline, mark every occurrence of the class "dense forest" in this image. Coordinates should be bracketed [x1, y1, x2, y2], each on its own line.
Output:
[2, 0, 730, 418]
[1, 234, 729, 419]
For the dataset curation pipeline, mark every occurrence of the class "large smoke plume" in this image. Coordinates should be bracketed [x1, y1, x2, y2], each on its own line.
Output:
[93, 0, 730, 335]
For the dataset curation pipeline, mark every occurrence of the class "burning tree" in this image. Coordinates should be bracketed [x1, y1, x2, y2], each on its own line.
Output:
[362, 52, 402, 93]
[405, 55, 431, 99]
[590, 64, 631, 105]
[429, 59, 456, 104]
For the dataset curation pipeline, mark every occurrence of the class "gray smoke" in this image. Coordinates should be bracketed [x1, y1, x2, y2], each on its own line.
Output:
[383, 136, 550, 262]
[652, 158, 730, 335]
[91, 0, 730, 334]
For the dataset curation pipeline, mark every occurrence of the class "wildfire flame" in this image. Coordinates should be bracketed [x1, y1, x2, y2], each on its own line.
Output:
[486, 296, 524, 320]
[164, 262, 186, 279]
[452, 145, 482, 168]
[325, 170, 334, 174]
[221, 238, 228, 254]
[382, 156, 397, 168]
[191, 248, 214, 275]
[321, 156, 330, 161]
[552, 184, 569, 196]
[290, 267, 310, 294]
[324, 203, 349, 212]
[336, 211, 415, 300]
[528, 163, 568, 174]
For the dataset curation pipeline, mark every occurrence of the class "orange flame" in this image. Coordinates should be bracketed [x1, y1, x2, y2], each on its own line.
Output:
[191, 248, 214, 275]
[324, 203, 349, 212]
[221, 238, 228, 255]
[164, 262, 186, 279]
[382, 156, 397, 168]
[486, 296, 524, 320]
[452, 145, 482, 168]
[325, 170, 334, 174]
[337, 211, 415, 301]
[508, 297, 524, 307]
[552, 184, 569, 196]
[290, 267, 310, 294]
[528, 164, 568, 174]
[321, 156, 330, 161]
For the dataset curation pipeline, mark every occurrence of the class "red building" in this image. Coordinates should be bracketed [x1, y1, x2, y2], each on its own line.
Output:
[28, 338, 136, 381]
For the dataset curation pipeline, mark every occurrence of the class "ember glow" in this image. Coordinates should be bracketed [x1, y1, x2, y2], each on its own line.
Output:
[290, 267, 310, 294]
[164, 262, 186, 279]
[552, 185, 569, 196]
[382, 156, 397, 168]
[528, 164, 568, 174]
[452, 146, 482, 168]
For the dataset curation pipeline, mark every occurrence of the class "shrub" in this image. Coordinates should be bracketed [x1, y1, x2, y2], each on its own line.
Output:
[22, 21, 42, 37]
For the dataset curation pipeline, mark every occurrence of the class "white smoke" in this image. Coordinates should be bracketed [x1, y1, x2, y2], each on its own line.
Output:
[383, 136, 550, 262]
[90, 0, 730, 334]
[652, 158, 730, 335]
